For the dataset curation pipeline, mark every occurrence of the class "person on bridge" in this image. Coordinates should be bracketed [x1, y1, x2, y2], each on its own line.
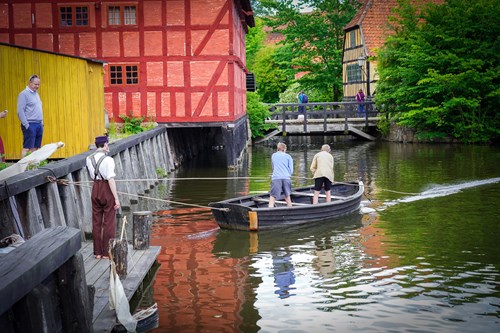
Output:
[269, 142, 294, 208]
[86, 135, 120, 259]
[297, 91, 308, 116]
[310, 144, 334, 204]
[356, 89, 365, 117]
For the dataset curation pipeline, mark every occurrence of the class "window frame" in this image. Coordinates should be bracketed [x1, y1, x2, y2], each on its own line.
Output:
[59, 5, 89, 27]
[347, 63, 362, 83]
[109, 64, 139, 86]
[107, 5, 137, 26]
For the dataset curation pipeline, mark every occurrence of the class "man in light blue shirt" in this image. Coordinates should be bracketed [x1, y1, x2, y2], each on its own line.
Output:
[17, 74, 43, 158]
[269, 142, 293, 207]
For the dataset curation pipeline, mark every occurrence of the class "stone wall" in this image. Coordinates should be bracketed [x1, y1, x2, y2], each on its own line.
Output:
[385, 123, 457, 143]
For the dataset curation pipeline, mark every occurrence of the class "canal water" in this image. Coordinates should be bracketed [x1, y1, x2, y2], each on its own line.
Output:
[147, 139, 500, 333]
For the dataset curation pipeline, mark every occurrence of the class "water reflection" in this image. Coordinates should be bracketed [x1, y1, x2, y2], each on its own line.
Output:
[148, 141, 500, 333]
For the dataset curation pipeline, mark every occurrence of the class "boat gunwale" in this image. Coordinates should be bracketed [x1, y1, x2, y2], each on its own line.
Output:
[209, 181, 364, 212]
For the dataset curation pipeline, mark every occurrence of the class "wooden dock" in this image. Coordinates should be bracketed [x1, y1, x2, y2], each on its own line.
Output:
[80, 241, 161, 333]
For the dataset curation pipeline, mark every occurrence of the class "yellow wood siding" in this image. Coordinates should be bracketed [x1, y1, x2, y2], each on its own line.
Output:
[0, 44, 105, 160]
[343, 28, 380, 99]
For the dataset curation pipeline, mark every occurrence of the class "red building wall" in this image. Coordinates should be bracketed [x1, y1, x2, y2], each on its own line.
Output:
[0, 0, 254, 124]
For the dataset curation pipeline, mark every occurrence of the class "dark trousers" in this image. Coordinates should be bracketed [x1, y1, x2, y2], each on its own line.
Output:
[91, 180, 116, 256]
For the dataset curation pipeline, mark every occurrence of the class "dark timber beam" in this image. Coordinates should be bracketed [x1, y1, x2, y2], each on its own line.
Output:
[0, 226, 81, 315]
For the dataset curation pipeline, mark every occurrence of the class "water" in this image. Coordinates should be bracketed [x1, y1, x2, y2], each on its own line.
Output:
[147, 140, 500, 332]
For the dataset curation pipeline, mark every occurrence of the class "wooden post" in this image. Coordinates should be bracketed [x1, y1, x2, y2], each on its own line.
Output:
[133, 211, 152, 250]
[109, 239, 128, 279]
[109, 216, 129, 279]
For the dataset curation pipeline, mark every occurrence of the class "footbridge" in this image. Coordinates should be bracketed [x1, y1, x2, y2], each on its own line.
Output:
[261, 101, 380, 142]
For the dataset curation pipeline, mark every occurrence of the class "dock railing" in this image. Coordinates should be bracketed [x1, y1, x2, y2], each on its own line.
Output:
[266, 100, 378, 133]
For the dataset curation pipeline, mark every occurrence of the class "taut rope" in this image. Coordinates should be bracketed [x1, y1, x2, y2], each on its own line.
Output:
[46, 176, 229, 212]
[71, 176, 270, 184]
[47, 175, 416, 209]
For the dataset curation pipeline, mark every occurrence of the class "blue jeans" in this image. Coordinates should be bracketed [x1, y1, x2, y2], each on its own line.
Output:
[21, 122, 43, 149]
[357, 103, 365, 117]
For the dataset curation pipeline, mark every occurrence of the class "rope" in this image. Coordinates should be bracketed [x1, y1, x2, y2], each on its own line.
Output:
[292, 176, 419, 195]
[72, 176, 270, 184]
[46, 175, 415, 209]
[45, 176, 230, 212]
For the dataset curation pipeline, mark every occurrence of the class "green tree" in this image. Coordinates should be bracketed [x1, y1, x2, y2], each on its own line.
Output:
[252, 44, 294, 102]
[279, 82, 330, 103]
[257, 0, 360, 101]
[246, 17, 267, 70]
[376, 0, 500, 143]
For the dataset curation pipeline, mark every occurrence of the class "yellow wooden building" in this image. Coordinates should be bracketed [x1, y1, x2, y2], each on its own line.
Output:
[0, 43, 105, 160]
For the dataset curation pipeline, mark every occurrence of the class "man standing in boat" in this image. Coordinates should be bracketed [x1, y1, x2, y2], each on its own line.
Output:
[269, 142, 293, 207]
[86, 135, 120, 259]
[310, 144, 334, 204]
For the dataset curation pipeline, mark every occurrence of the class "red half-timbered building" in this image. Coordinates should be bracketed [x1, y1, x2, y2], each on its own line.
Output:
[0, 0, 254, 164]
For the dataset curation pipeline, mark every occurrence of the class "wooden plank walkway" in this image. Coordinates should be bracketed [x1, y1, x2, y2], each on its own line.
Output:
[80, 241, 161, 333]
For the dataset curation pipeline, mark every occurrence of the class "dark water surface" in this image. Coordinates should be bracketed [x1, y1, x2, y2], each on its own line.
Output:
[147, 140, 500, 333]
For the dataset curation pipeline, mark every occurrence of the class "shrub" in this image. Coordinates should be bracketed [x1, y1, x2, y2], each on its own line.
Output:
[120, 114, 145, 135]
[246, 92, 276, 138]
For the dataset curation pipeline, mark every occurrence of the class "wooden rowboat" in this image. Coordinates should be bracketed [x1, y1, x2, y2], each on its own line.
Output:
[209, 181, 364, 231]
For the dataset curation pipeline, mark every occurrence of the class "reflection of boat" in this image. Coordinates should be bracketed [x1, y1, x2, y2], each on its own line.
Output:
[113, 303, 159, 333]
[212, 213, 363, 258]
[209, 181, 363, 231]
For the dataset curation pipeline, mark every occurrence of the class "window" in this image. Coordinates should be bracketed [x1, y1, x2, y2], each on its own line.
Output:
[108, 5, 137, 26]
[124, 6, 136, 25]
[60, 6, 89, 27]
[108, 6, 121, 25]
[350, 31, 356, 47]
[347, 64, 362, 83]
[110, 65, 139, 85]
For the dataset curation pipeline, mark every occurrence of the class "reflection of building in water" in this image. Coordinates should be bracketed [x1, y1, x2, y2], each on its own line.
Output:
[358, 212, 399, 270]
[272, 254, 296, 299]
[312, 248, 336, 277]
[151, 218, 250, 332]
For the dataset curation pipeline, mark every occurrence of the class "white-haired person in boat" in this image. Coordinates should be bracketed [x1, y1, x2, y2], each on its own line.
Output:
[310, 144, 334, 204]
[269, 142, 294, 207]
[86, 135, 120, 259]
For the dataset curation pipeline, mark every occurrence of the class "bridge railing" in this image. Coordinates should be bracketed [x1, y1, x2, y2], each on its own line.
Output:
[266, 101, 378, 132]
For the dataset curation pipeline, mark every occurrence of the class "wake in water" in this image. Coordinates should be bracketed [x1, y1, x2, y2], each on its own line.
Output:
[362, 177, 500, 213]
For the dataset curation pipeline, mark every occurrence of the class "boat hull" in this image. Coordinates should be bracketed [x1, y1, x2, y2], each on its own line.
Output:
[209, 181, 364, 231]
